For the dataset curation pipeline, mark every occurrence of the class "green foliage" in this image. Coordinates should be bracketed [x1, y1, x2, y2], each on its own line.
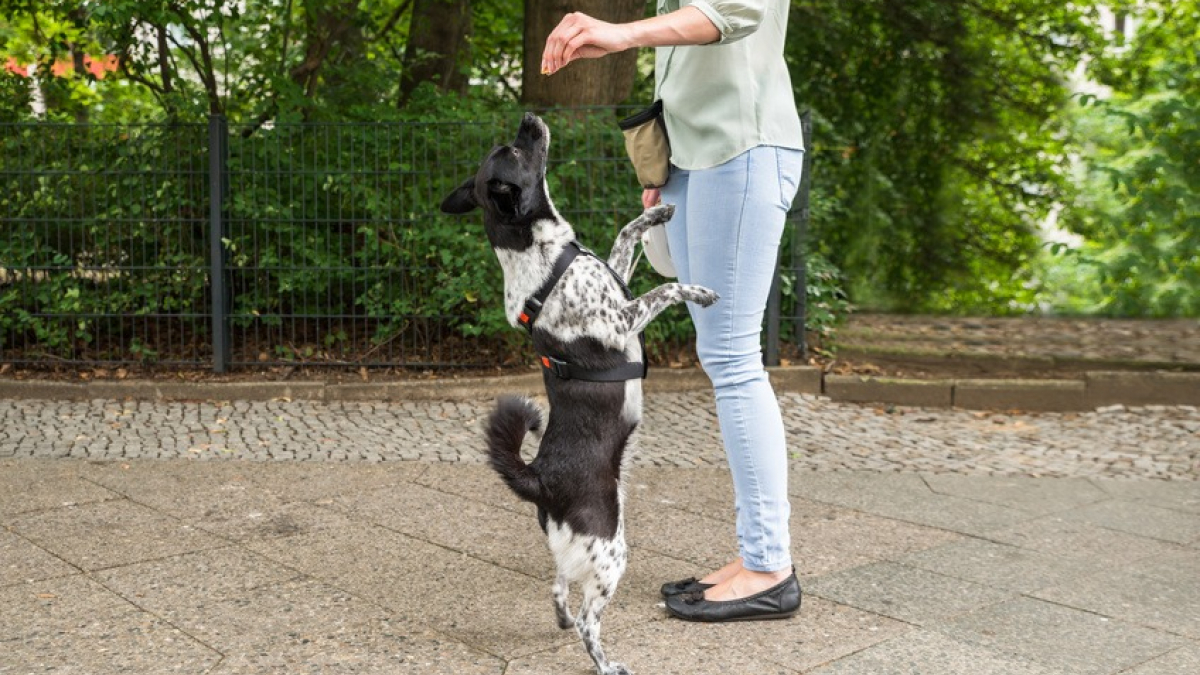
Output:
[787, 0, 1103, 313]
[1052, 1, 1200, 317]
[0, 124, 210, 358]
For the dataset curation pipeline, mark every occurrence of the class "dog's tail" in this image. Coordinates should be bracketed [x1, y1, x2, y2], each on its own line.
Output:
[485, 396, 545, 504]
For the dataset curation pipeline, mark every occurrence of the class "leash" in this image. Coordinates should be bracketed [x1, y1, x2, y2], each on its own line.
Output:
[518, 242, 647, 382]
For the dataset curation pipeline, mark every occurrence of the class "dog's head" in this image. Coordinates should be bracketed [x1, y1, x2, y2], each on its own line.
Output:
[440, 113, 557, 249]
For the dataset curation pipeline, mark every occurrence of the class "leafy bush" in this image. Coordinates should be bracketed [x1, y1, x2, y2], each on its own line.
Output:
[1, 93, 849, 366]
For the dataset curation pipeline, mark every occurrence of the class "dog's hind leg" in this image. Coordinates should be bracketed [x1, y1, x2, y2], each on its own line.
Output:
[575, 580, 630, 675]
[607, 204, 676, 282]
[553, 574, 574, 630]
[620, 283, 720, 335]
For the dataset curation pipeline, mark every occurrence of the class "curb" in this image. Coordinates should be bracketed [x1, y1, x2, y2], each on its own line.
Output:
[1, 366, 1196, 410]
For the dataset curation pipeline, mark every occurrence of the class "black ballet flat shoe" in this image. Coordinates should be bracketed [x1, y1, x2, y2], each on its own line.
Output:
[660, 577, 714, 598]
[665, 571, 801, 623]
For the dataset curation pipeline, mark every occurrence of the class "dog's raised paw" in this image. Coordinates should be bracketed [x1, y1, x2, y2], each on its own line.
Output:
[692, 287, 720, 308]
[645, 203, 675, 224]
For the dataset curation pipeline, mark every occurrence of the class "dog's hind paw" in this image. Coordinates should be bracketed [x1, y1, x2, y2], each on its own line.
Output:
[602, 663, 633, 675]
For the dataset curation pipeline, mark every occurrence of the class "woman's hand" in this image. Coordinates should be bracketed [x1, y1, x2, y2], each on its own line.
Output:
[541, 12, 635, 75]
[642, 188, 661, 209]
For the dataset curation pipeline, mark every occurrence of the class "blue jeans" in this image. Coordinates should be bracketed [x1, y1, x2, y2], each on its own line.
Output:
[661, 146, 803, 572]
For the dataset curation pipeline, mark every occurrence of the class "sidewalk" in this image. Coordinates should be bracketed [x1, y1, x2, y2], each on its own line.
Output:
[2, 389, 1198, 674]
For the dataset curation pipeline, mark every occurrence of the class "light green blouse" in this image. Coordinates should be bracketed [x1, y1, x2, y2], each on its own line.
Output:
[655, 0, 803, 170]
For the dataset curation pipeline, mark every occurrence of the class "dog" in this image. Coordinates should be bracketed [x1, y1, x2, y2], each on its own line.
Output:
[440, 113, 718, 675]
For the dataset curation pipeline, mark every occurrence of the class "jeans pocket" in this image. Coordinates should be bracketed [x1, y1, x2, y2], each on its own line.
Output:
[776, 148, 805, 211]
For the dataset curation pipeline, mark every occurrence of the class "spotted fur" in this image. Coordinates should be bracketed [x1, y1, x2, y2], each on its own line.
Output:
[442, 113, 718, 675]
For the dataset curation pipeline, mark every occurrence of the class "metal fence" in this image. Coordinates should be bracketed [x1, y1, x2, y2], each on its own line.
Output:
[1, 111, 809, 372]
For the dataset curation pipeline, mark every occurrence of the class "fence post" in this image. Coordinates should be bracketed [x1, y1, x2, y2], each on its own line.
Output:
[792, 111, 814, 359]
[765, 110, 813, 366]
[208, 114, 230, 373]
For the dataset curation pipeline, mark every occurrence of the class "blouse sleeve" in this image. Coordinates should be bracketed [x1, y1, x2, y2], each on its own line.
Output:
[685, 0, 766, 44]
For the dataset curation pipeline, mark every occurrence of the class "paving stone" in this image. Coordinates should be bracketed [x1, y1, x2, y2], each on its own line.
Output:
[205, 618, 505, 674]
[2, 395, 1197, 480]
[332, 481, 555, 580]
[624, 499, 737, 572]
[923, 474, 1109, 515]
[508, 597, 905, 675]
[898, 538, 1099, 594]
[807, 630, 1069, 675]
[808, 561, 1014, 626]
[0, 530, 78, 586]
[1119, 644, 1200, 675]
[1088, 478, 1200, 515]
[0, 459, 120, 519]
[1064, 499, 1200, 545]
[1033, 549, 1200, 639]
[984, 515, 1187, 568]
[795, 471, 1035, 537]
[95, 546, 302, 621]
[938, 597, 1189, 675]
[791, 501, 962, 577]
[0, 574, 221, 674]
[6, 499, 228, 571]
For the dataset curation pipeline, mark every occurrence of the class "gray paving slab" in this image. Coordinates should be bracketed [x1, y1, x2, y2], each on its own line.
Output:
[984, 514, 1189, 567]
[807, 561, 1014, 626]
[203, 618, 506, 674]
[0, 574, 222, 674]
[204, 614, 504, 672]
[332, 480, 555, 580]
[0, 459, 120, 518]
[0, 384, 1196, 675]
[806, 630, 1071, 675]
[1063, 499, 1200, 545]
[795, 471, 1037, 537]
[1120, 644, 1200, 675]
[1088, 477, 1200, 515]
[94, 546, 304, 619]
[508, 597, 906, 675]
[624, 465, 738, 523]
[937, 597, 1190, 675]
[0, 530, 78, 587]
[1033, 549, 1200, 639]
[624, 499, 737, 572]
[922, 474, 1110, 515]
[789, 500, 962, 578]
[6, 499, 228, 571]
[897, 538, 1101, 594]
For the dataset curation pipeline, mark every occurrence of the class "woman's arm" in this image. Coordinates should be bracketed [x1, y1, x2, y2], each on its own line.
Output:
[540, 6, 720, 76]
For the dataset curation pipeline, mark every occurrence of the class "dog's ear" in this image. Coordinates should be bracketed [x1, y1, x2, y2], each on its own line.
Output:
[440, 178, 478, 214]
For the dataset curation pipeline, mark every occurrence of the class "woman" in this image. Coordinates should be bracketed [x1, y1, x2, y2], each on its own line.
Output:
[542, 0, 805, 623]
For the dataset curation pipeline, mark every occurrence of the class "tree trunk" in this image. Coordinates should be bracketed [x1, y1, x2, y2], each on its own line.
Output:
[399, 0, 472, 104]
[522, 0, 643, 107]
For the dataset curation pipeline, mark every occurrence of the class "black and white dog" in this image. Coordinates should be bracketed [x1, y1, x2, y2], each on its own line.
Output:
[440, 113, 717, 675]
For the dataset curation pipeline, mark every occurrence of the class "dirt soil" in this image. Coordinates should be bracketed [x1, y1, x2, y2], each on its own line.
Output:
[2, 314, 1197, 384]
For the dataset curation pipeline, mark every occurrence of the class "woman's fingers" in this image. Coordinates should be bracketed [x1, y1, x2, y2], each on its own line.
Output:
[642, 188, 661, 209]
[541, 12, 629, 75]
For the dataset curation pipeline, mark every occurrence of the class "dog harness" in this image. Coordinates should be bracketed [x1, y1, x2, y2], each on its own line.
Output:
[517, 242, 647, 382]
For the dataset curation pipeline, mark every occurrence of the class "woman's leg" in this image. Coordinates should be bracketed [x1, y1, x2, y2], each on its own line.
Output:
[664, 146, 804, 596]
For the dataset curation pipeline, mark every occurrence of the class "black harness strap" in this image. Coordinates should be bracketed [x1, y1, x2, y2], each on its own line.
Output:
[518, 242, 647, 382]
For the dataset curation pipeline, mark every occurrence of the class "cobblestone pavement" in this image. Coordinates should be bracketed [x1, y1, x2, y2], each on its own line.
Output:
[3, 392, 1197, 480]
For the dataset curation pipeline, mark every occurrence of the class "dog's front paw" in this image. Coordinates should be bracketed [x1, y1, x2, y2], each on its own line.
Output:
[644, 203, 675, 225]
[690, 286, 720, 308]
[602, 663, 633, 675]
